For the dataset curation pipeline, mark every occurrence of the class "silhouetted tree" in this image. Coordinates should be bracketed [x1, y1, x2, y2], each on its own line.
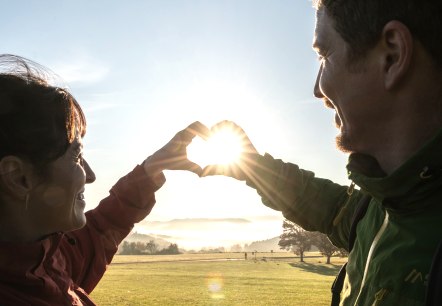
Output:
[157, 243, 181, 255]
[199, 247, 225, 253]
[230, 244, 243, 252]
[120, 241, 143, 255]
[145, 240, 159, 254]
[337, 248, 349, 258]
[310, 232, 341, 264]
[120, 241, 131, 255]
[279, 220, 312, 262]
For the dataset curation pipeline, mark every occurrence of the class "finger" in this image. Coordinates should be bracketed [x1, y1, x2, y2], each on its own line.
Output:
[179, 121, 210, 143]
[210, 120, 247, 140]
[165, 122, 209, 153]
[200, 165, 222, 177]
[211, 120, 258, 154]
[210, 120, 237, 133]
[185, 161, 203, 176]
[189, 121, 211, 140]
[200, 164, 234, 178]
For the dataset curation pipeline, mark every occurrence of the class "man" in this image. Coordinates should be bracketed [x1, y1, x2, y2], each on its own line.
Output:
[202, 1, 442, 305]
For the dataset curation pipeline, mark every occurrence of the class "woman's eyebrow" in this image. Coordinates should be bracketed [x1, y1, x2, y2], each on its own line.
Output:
[71, 141, 83, 153]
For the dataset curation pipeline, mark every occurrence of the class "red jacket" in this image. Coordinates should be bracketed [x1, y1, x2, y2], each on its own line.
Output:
[0, 165, 163, 305]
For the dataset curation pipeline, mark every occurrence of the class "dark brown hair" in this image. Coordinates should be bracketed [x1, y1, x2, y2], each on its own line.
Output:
[313, 0, 442, 67]
[0, 54, 86, 173]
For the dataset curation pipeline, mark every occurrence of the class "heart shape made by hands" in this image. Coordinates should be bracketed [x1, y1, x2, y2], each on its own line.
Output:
[187, 128, 243, 168]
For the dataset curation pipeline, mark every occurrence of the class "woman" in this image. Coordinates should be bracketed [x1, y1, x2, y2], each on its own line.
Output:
[0, 54, 209, 305]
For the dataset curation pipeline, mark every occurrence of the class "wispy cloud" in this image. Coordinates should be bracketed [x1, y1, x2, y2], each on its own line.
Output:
[51, 56, 110, 85]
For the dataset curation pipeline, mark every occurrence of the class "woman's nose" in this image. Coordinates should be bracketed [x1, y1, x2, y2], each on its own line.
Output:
[83, 159, 96, 183]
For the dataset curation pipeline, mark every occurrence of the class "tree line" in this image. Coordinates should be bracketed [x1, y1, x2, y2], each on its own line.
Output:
[278, 220, 348, 264]
[120, 240, 180, 255]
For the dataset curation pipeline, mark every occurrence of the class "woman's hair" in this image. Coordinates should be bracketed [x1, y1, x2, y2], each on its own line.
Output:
[0, 54, 86, 174]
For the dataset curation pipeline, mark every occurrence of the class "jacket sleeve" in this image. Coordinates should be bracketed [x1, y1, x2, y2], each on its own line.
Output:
[245, 153, 364, 250]
[60, 164, 165, 293]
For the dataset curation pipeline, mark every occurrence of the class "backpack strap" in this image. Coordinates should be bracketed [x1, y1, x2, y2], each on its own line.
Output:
[330, 193, 371, 306]
[426, 240, 442, 306]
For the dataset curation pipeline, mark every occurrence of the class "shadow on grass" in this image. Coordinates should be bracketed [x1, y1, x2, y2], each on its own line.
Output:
[289, 262, 341, 276]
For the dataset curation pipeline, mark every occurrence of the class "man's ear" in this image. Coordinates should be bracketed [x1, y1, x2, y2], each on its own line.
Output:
[0, 156, 33, 199]
[381, 20, 414, 90]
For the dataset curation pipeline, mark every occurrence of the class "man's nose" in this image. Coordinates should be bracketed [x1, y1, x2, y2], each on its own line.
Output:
[314, 65, 324, 98]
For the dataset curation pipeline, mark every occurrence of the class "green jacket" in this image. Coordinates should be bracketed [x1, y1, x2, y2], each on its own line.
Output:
[246, 131, 442, 306]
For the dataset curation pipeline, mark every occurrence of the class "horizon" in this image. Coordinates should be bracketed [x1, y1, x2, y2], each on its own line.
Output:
[124, 227, 284, 252]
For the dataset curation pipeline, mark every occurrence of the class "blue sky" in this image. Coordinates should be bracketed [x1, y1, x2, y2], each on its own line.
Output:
[1, 0, 349, 249]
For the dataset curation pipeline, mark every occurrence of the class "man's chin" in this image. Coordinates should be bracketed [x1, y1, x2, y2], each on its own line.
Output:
[336, 134, 354, 153]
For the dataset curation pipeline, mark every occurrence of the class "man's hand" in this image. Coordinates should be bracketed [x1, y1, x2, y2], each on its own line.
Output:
[201, 120, 259, 181]
[144, 121, 210, 177]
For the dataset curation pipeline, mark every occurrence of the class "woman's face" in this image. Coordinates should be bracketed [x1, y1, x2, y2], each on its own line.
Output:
[29, 135, 96, 235]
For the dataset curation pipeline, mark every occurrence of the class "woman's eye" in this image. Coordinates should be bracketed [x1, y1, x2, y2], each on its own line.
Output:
[75, 154, 83, 163]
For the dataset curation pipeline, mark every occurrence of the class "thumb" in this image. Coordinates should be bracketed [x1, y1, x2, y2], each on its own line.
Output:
[200, 165, 220, 177]
[186, 162, 203, 176]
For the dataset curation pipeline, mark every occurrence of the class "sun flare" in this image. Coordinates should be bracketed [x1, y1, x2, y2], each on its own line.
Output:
[188, 128, 243, 167]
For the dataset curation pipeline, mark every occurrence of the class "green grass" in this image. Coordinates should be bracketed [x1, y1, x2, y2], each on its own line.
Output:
[90, 253, 346, 306]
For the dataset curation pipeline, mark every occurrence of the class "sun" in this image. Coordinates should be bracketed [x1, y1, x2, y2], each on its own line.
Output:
[187, 127, 243, 168]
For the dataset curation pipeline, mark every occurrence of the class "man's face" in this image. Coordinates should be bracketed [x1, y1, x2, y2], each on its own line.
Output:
[312, 8, 385, 154]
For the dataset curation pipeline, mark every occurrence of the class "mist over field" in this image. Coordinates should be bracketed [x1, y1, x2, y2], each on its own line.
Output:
[131, 216, 284, 250]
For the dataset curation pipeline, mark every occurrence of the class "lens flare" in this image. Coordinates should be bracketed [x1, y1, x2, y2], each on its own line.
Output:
[188, 128, 243, 167]
[206, 273, 225, 299]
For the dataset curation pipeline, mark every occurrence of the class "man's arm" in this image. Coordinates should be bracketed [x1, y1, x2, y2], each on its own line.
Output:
[244, 153, 364, 250]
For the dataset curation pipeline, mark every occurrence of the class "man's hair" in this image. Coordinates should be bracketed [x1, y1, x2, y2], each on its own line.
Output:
[313, 0, 442, 67]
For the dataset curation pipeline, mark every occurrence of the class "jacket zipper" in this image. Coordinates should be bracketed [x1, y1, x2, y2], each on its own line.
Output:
[354, 210, 389, 305]
[372, 288, 389, 306]
[332, 182, 356, 226]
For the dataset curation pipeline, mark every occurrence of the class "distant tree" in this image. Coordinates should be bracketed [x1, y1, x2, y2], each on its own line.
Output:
[120, 241, 131, 255]
[230, 244, 243, 252]
[145, 240, 159, 255]
[166, 243, 180, 254]
[157, 243, 181, 255]
[199, 247, 225, 253]
[120, 241, 143, 255]
[336, 248, 349, 258]
[135, 242, 146, 254]
[278, 220, 313, 262]
[310, 232, 341, 264]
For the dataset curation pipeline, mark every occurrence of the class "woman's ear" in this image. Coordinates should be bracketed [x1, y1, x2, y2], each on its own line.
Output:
[381, 20, 413, 90]
[0, 156, 33, 199]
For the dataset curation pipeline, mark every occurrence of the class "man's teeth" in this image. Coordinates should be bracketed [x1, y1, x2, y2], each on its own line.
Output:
[77, 193, 85, 200]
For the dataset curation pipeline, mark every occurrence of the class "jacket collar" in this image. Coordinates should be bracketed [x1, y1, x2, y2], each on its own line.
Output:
[0, 233, 63, 283]
[347, 129, 442, 211]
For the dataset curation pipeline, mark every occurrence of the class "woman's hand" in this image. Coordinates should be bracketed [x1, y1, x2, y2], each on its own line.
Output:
[144, 121, 210, 177]
[201, 120, 259, 181]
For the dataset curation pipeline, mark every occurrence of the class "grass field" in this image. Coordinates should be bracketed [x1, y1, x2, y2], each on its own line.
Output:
[90, 252, 346, 306]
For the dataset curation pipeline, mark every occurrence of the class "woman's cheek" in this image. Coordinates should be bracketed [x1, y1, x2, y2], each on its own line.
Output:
[41, 186, 69, 207]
